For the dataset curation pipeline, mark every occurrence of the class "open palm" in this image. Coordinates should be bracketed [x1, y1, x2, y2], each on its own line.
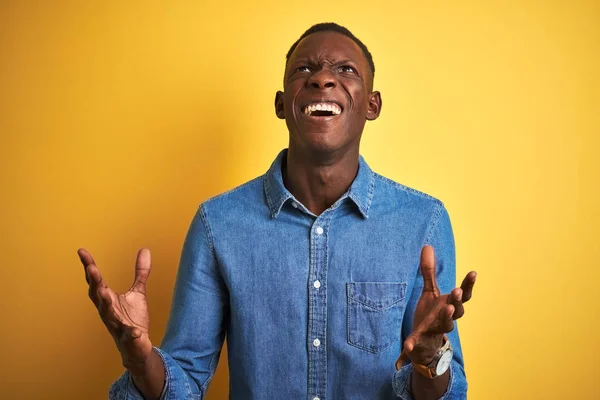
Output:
[403, 245, 476, 365]
[78, 248, 153, 369]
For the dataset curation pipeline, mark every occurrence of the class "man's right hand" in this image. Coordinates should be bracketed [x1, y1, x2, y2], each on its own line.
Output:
[78, 248, 153, 372]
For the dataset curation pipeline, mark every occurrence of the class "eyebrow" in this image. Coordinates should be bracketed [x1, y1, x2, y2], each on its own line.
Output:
[290, 57, 359, 66]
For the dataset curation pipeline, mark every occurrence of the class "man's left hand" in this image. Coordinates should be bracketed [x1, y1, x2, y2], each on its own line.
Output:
[403, 245, 477, 366]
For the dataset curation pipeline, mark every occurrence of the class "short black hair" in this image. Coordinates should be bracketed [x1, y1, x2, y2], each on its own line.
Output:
[285, 22, 375, 77]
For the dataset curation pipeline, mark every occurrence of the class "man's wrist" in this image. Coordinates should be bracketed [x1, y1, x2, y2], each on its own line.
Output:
[124, 348, 159, 377]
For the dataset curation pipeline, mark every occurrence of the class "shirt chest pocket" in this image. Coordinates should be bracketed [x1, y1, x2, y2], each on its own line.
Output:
[347, 282, 407, 354]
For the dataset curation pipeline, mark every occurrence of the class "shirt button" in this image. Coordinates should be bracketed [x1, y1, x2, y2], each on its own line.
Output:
[292, 202, 298, 208]
[313, 397, 320, 400]
[313, 338, 321, 347]
[315, 226, 324, 235]
[313, 280, 321, 289]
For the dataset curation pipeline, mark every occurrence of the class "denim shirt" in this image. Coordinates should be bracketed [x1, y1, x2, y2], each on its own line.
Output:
[109, 149, 468, 400]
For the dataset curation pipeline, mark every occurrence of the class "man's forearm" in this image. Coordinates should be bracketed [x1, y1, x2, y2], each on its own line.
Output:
[129, 349, 166, 400]
[410, 368, 450, 400]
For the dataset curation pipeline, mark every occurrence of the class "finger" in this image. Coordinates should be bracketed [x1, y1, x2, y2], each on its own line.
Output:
[438, 304, 455, 333]
[119, 327, 145, 350]
[420, 301, 455, 335]
[86, 263, 107, 289]
[118, 326, 152, 363]
[131, 248, 152, 294]
[403, 334, 417, 353]
[78, 248, 107, 289]
[450, 288, 465, 320]
[78, 248, 96, 268]
[402, 332, 444, 366]
[460, 271, 477, 303]
[420, 245, 439, 295]
[129, 327, 144, 340]
[78, 248, 96, 284]
[86, 264, 108, 306]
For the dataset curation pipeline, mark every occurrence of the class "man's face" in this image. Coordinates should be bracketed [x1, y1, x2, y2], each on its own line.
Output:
[275, 31, 381, 156]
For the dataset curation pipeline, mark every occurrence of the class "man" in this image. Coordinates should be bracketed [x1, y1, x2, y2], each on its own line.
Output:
[79, 23, 476, 399]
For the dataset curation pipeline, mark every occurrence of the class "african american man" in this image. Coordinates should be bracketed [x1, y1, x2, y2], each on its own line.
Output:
[79, 22, 477, 400]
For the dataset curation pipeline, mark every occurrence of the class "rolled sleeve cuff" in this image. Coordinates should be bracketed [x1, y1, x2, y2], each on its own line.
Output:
[108, 347, 179, 400]
[393, 361, 467, 400]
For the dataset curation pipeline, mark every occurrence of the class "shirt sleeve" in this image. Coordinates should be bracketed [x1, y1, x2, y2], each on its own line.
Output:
[392, 204, 469, 399]
[108, 204, 229, 399]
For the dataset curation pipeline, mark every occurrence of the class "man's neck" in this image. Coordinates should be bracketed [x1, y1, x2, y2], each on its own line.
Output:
[283, 146, 360, 216]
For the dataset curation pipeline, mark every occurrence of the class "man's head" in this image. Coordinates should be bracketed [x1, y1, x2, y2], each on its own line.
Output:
[285, 23, 376, 86]
[275, 23, 382, 158]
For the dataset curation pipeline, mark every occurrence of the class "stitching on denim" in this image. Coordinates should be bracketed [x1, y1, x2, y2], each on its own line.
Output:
[346, 306, 402, 353]
[198, 204, 230, 302]
[424, 201, 444, 246]
[319, 217, 331, 396]
[439, 361, 455, 400]
[364, 168, 375, 215]
[392, 366, 413, 399]
[347, 334, 397, 354]
[263, 174, 276, 217]
[199, 204, 216, 255]
[308, 219, 317, 395]
[153, 348, 172, 400]
[372, 172, 441, 202]
[263, 174, 292, 218]
[202, 175, 264, 205]
[392, 370, 400, 396]
[346, 282, 405, 353]
[347, 282, 407, 309]
[200, 351, 220, 393]
[348, 296, 405, 311]
[348, 168, 374, 218]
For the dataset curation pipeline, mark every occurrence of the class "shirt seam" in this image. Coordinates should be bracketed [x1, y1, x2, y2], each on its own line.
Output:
[372, 173, 441, 203]
[198, 204, 216, 254]
[202, 175, 265, 206]
[423, 201, 445, 246]
[263, 173, 277, 217]
[198, 203, 230, 302]
[200, 351, 221, 393]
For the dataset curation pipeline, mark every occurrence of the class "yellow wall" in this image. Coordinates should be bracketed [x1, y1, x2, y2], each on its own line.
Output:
[1, 1, 598, 399]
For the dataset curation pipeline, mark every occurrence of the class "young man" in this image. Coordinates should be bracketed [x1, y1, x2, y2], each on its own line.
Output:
[79, 23, 476, 400]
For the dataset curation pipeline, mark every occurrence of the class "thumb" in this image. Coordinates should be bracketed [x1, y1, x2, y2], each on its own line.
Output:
[119, 327, 153, 364]
[403, 333, 419, 353]
[420, 245, 438, 295]
[131, 248, 151, 294]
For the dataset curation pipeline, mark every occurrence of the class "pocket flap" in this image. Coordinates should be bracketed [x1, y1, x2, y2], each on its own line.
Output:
[347, 282, 407, 310]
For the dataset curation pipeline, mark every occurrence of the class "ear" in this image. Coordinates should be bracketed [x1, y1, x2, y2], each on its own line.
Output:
[366, 91, 382, 121]
[275, 91, 285, 119]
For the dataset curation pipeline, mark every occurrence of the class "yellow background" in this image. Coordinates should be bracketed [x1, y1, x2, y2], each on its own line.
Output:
[1, 1, 598, 399]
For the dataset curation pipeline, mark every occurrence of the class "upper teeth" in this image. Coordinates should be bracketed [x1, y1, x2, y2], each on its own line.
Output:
[303, 102, 342, 115]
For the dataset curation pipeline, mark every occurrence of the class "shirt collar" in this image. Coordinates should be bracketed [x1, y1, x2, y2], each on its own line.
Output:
[264, 149, 374, 219]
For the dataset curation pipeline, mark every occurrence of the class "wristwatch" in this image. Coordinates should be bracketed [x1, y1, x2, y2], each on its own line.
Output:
[396, 336, 453, 378]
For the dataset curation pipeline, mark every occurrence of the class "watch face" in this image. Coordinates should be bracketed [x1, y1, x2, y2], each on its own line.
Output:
[436, 349, 454, 376]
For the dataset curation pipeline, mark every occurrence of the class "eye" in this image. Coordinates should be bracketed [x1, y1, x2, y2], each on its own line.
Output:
[339, 65, 356, 73]
[296, 66, 311, 73]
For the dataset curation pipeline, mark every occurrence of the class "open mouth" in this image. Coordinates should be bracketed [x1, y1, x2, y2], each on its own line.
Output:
[302, 102, 342, 117]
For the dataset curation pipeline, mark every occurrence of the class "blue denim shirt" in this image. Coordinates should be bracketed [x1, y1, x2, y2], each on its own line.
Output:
[109, 149, 468, 399]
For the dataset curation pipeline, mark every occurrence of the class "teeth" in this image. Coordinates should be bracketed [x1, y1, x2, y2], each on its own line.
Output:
[303, 102, 342, 115]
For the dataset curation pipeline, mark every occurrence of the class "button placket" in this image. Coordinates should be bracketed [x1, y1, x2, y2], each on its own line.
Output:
[307, 217, 329, 399]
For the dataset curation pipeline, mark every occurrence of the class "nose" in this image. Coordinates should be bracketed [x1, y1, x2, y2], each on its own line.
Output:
[308, 68, 337, 89]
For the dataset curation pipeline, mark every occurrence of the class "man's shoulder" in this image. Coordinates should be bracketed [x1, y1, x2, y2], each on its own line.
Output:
[371, 171, 445, 212]
[199, 174, 266, 214]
